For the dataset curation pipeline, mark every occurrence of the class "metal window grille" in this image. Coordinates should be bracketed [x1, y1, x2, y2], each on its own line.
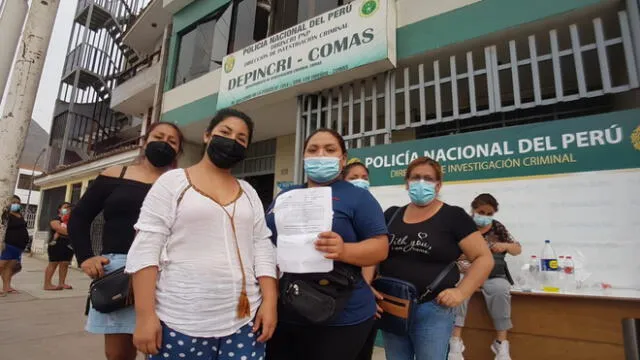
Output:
[294, 10, 639, 182]
[232, 138, 277, 177]
[24, 209, 37, 229]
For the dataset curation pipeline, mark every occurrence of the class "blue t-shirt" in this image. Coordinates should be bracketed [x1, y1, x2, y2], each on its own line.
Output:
[266, 180, 388, 326]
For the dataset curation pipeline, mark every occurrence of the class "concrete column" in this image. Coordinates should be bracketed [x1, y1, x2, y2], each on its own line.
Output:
[0, 0, 60, 246]
[0, 0, 28, 103]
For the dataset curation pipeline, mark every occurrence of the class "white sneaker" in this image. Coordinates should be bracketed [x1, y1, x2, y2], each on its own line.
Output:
[491, 340, 512, 360]
[448, 337, 465, 360]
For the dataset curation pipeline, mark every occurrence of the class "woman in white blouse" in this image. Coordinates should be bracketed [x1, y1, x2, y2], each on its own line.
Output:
[125, 109, 277, 360]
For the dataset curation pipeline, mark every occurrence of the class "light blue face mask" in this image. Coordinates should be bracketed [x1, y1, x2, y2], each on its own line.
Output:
[10, 204, 21, 212]
[304, 157, 341, 184]
[473, 213, 493, 227]
[349, 179, 370, 190]
[408, 180, 436, 206]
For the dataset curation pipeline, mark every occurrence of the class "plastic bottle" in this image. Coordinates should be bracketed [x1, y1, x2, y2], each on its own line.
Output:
[564, 256, 576, 291]
[528, 255, 540, 290]
[540, 240, 560, 292]
[558, 255, 566, 289]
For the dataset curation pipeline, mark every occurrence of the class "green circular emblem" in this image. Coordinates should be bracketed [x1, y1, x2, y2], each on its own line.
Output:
[631, 126, 640, 151]
[360, 0, 379, 17]
[224, 56, 235, 73]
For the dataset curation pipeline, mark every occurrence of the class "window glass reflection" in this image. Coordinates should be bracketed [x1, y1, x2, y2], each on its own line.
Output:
[272, 0, 344, 34]
[231, 0, 258, 52]
[174, 4, 233, 86]
[173, 0, 348, 88]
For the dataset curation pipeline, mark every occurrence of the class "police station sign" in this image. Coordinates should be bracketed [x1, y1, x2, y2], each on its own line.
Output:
[349, 109, 640, 186]
[217, 0, 396, 109]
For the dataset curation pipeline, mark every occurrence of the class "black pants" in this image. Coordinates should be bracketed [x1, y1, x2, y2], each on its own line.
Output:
[266, 318, 375, 360]
[355, 322, 379, 360]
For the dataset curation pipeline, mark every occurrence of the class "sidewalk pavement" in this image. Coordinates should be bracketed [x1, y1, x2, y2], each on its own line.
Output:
[0, 257, 386, 360]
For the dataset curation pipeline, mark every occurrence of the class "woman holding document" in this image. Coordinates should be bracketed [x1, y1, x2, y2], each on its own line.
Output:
[265, 128, 389, 360]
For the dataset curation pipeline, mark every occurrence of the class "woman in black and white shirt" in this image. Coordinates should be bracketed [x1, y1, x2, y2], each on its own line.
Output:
[378, 157, 493, 360]
[126, 109, 277, 360]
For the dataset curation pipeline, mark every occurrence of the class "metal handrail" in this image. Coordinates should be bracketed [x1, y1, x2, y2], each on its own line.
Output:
[98, 134, 143, 154]
[115, 48, 161, 84]
[63, 42, 119, 79]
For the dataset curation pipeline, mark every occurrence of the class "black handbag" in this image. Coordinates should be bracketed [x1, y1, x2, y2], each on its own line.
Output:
[85, 266, 133, 315]
[280, 264, 359, 324]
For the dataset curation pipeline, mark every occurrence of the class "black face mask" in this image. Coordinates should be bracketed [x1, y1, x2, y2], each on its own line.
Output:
[206, 135, 246, 169]
[145, 141, 177, 168]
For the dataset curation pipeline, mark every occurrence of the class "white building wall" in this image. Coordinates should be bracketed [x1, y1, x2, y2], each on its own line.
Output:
[14, 168, 42, 206]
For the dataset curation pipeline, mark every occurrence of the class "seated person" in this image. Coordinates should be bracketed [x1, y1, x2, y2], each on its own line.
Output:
[449, 193, 521, 360]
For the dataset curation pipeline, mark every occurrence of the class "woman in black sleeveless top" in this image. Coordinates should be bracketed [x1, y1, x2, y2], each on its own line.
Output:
[68, 122, 184, 360]
[44, 201, 74, 290]
[0, 195, 29, 296]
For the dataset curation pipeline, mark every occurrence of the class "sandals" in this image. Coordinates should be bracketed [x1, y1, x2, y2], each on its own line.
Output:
[44, 285, 63, 291]
[61, 284, 73, 290]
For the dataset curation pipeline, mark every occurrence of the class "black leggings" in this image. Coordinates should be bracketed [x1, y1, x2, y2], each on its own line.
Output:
[266, 318, 375, 360]
[355, 322, 379, 360]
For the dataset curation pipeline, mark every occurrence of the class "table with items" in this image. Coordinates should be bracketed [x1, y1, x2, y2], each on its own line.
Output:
[462, 287, 640, 359]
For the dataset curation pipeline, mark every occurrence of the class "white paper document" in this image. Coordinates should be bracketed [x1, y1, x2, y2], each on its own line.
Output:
[274, 187, 334, 273]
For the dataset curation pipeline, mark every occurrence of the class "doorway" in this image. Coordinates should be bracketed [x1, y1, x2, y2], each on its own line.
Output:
[244, 174, 275, 210]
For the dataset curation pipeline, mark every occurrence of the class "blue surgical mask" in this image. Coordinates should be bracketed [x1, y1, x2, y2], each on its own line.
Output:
[304, 157, 341, 184]
[349, 179, 370, 190]
[61, 208, 70, 215]
[473, 213, 493, 227]
[408, 180, 436, 206]
[10, 204, 21, 212]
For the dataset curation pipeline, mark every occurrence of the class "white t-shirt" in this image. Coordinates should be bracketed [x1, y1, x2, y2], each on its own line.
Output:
[125, 169, 277, 338]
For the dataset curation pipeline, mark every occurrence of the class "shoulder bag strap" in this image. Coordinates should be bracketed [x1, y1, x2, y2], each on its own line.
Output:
[372, 206, 406, 279]
[387, 206, 405, 227]
[417, 261, 457, 302]
[119, 166, 128, 179]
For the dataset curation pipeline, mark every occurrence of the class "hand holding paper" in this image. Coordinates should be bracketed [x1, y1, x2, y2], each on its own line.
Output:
[274, 187, 334, 273]
[315, 231, 345, 260]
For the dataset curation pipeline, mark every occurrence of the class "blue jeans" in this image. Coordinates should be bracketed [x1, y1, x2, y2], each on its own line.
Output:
[382, 300, 455, 360]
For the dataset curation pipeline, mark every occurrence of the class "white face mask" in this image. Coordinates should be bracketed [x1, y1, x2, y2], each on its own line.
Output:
[349, 179, 370, 190]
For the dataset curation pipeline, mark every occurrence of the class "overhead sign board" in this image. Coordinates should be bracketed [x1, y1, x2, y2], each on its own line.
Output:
[217, 0, 396, 109]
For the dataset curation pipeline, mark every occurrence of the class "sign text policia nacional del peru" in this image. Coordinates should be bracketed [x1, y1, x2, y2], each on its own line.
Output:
[217, 0, 390, 109]
[349, 109, 640, 186]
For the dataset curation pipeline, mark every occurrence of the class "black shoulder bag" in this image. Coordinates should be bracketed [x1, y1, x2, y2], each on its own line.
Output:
[86, 267, 133, 315]
[280, 263, 360, 324]
[372, 206, 457, 336]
